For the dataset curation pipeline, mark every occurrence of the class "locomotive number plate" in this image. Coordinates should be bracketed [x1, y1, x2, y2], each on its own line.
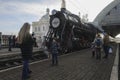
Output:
[52, 18, 60, 28]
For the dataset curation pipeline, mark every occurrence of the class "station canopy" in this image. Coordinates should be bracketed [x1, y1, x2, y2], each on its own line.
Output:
[94, 0, 120, 37]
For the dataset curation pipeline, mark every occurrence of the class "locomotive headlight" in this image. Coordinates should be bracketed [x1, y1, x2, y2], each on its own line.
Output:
[52, 18, 60, 28]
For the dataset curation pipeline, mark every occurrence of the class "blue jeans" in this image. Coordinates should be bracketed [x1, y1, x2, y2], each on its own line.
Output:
[52, 53, 58, 65]
[96, 48, 101, 59]
[22, 59, 29, 80]
[103, 45, 109, 58]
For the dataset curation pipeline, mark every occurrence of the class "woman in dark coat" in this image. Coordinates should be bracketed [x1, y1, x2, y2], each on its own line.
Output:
[17, 22, 34, 80]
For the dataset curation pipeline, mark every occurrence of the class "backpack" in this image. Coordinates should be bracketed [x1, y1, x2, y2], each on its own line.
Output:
[95, 38, 102, 47]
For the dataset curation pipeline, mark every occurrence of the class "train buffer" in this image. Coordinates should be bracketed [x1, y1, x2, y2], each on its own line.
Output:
[0, 44, 119, 80]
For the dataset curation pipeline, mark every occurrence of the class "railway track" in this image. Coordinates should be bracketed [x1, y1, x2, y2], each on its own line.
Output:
[0, 49, 47, 70]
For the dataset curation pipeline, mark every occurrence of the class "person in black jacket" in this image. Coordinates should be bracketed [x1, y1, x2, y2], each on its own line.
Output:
[17, 22, 34, 80]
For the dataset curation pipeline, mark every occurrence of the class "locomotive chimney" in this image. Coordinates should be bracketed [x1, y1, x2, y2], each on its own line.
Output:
[61, 0, 66, 10]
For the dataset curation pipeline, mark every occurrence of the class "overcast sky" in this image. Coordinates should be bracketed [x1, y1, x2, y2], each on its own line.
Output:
[0, 0, 114, 35]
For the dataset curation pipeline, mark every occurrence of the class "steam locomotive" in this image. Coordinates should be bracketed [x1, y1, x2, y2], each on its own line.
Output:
[45, 8, 100, 53]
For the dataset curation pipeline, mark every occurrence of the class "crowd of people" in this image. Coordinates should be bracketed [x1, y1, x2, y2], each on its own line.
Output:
[4, 32, 38, 52]
[91, 33, 112, 60]
[8, 35, 16, 51]
[16, 22, 113, 80]
[0, 35, 17, 51]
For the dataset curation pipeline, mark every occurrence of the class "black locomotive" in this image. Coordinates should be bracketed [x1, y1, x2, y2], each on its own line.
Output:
[45, 8, 100, 53]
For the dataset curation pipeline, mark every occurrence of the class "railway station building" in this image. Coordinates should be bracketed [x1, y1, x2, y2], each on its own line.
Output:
[32, 8, 50, 42]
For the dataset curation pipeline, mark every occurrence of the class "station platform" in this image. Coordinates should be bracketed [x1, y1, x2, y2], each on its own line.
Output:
[0, 45, 118, 80]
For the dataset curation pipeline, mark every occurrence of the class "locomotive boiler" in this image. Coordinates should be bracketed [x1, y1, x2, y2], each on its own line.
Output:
[45, 8, 99, 53]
